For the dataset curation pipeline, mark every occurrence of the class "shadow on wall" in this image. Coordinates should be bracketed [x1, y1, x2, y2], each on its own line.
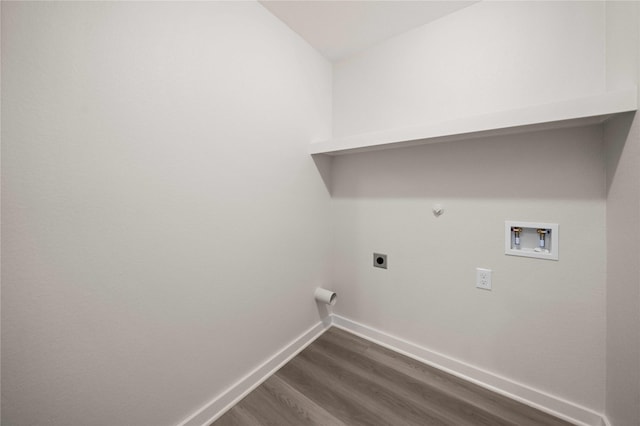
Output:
[327, 124, 608, 200]
[604, 111, 636, 196]
[311, 153, 333, 194]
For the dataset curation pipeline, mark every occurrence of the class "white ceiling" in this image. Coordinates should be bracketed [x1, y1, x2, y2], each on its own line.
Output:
[259, 1, 478, 62]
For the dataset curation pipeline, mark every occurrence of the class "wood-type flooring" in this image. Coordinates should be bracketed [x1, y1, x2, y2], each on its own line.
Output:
[213, 327, 574, 426]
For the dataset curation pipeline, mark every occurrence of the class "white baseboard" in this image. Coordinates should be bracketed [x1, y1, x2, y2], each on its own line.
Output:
[176, 318, 331, 426]
[332, 314, 607, 426]
[177, 314, 609, 426]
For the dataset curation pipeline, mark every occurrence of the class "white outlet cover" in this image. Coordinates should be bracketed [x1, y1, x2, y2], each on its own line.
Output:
[476, 268, 492, 290]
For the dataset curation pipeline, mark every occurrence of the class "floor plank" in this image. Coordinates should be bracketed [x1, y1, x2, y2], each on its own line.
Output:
[212, 327, 575, 426]
[307, 335, 509, 425]
[213, 405, 262, 426]
[261, 375, 346, 426]
[278, 354, 390, 426]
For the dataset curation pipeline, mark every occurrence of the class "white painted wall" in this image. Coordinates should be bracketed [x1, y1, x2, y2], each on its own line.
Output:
[4, 1, 639, 424]
[604, 111, 640, 426]
[331, 1, 607, 412]
[1, 2, 331, 425]
[0, 2, 3, 422]
[331, 126, 607, 411]
[604, 2, 640, 425]
[333, 1, 605, 138]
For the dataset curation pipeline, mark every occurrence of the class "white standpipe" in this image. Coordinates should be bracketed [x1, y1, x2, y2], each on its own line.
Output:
[314, 288, 337, 306]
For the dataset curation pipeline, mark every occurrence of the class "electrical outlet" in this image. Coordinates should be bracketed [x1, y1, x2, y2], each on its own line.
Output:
[476, 268, 492, 290]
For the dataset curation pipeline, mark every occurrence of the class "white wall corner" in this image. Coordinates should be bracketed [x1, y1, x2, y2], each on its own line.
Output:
[176, 320, 331, 426]
[331, 314, 607, 426]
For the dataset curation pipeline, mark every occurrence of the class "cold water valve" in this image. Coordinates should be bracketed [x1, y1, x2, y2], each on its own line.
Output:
[537, 228, 548, 248]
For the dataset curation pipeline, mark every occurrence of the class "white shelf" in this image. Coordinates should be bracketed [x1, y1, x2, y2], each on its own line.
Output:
[309, 88, 637, 156]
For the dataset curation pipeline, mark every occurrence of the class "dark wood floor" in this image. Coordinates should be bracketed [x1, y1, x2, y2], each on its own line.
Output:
[212, 327, 574, 426]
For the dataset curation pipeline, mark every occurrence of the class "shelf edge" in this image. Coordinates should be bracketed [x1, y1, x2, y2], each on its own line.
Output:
[310, 88, 638, 156]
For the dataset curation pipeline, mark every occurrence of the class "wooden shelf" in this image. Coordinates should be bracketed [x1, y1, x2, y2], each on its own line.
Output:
[309, 88, 638, 156]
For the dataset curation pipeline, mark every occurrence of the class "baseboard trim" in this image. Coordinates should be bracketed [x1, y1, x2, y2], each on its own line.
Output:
[332, 314, 606, 426]
[176, 317, 331, 426]
[600, 416, 612, 426]
[177, 314, 608, 426]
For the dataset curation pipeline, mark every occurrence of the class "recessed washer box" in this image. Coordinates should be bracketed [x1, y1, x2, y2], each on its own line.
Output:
[505, 221, 559, 261]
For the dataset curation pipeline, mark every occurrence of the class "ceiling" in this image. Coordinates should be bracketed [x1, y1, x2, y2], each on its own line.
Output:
[259, 1, 478, 62]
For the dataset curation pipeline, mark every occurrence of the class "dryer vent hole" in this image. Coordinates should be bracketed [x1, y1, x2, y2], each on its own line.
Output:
[373, 253, 387, 269]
